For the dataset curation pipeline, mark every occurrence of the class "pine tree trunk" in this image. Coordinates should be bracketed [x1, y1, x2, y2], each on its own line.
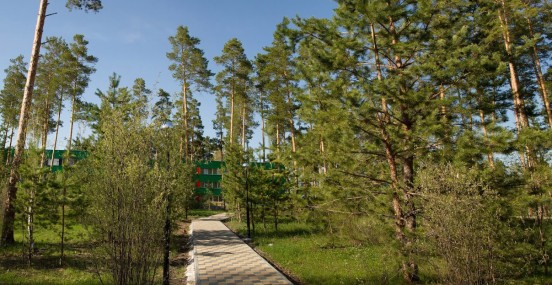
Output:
[67, 94, 76, 153]
[276, 124, 280, 160]
[526, 16, 552, 128]
[390, 15, 419, 281]
[260, 91, 266, 162]
[183, 82, 189, 163]
[241, 104, 246, 149]
[320, 136, 327, 175]
[1, 0, 48, 245]
[51, 93, 63, 170]
[59, 186, 66, 266]
[497, 2, 529, 128]
[27, 188, 35, 266]
[5, 127, 14, 166]
[538, 203, 548, 274]
[1, 126, 7, 151]
[230, 79, 235, 142]
[273, 200, 278, 232]
[480, 108, 495, 169]
[59, 94, 76, 266]
[497, 0, 534, 169]
[40, 94, 51, 167]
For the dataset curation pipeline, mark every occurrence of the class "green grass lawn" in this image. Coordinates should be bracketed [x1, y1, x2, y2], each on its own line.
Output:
[0, 223, 102, 285]
[187, 208, 225, 219]
[0, 219, 190, 285]
[226, 220, 403, 285]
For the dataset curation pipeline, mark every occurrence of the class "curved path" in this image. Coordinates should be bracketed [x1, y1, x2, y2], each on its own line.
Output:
[188, 214, 292, 285]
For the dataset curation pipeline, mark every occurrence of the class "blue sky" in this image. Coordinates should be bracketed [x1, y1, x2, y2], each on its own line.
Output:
[0, 1, 337, 150]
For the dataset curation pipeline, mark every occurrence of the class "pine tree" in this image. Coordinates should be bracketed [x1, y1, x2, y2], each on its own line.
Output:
[152, 89, 173, 126]
[214, 38, 254, 147]
[0, 56, 26, 163]
[292, 0, 499, 280]
[1, 0, 103, 245]
[167, 26, 212, 162]
[131, 78, 152, 121]
[33, 37, 70, 165]
[66, 34, 97, 153]
[255, 19, 300, 166]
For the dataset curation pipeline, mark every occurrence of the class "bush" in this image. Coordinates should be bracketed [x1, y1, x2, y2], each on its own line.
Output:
[416, 164, 508, 284]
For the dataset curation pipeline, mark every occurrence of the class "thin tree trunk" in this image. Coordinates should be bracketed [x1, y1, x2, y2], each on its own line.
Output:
[183, 81, 189, 163]
[497, 0, 534, 169]
[67, 94, 76, 153]
[229, 79, 235, 142]
[260, 91, 266, 162]
[525, 16, 552, 128]
[497, 2, 529, 129]
[59, 187, 66, 266]
[5, 127, 14, 166]
[538, 203, 548, 274]
[1, 125, 7, 151]
[273, 200, 278, 232]
[390, 15, 419, 281]
[241, 104, 246, 149]
[27, 188, 35, 266]
[40, 94, 51, 167]
[1, 0, 48, 245]
[480, 108, 495, 169]
[51, 93, 63, 170]
[276, 124, 280, 153]
[320, 136, 327, 175]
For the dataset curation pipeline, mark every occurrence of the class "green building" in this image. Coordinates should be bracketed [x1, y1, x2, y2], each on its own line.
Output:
[193, 161, 284, 200]
[194, 161, 223, 196]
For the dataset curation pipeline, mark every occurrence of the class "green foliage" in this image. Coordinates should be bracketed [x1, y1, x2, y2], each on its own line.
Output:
[416, 164, 511, 283]
[65, 0, 103, 12]
[214, 38, 255, 145]
[84, 79, 157, 284]
[0, 55, 26, 130]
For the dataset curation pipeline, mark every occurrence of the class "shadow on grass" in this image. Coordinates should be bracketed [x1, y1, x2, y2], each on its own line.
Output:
[250, 226, 322, 240]
[0, 241, 96, 271]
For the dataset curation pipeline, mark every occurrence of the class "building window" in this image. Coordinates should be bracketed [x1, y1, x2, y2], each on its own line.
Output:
[46, 158, 61, 166]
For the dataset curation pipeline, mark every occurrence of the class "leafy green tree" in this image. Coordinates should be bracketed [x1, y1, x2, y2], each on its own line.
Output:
[167, 26, 212, 162]
[85, 77, 166, 284]
[416, 163, 510, 283]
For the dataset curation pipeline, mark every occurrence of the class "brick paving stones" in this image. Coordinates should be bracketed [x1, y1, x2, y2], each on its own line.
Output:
[190, 214, 292, 285]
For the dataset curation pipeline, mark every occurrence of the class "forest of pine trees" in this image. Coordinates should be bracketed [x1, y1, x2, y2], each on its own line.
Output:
[0, 0, 551, 283]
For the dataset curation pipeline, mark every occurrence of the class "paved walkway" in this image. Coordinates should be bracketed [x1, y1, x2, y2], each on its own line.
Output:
[189, 214, 292, 285]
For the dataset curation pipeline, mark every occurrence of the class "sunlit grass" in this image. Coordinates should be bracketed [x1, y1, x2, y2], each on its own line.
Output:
[187, 208, 225, 219]
[0, 222, 101, 285]
[226, 220, 403, 285]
